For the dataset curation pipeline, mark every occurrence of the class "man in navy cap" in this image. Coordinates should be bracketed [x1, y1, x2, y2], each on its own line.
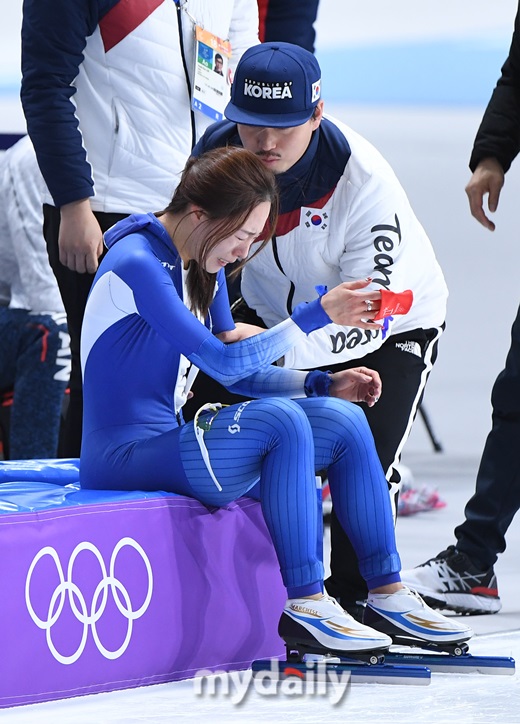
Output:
[185, 42, 448, 618]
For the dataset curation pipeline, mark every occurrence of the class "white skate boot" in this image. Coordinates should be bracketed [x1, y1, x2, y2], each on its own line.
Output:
[364, 586, 473, 650]
[279, 594, 392, 657]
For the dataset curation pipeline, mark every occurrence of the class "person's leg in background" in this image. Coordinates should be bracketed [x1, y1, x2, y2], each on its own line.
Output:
[325, 327, 442, 615]
[0, 308, 19, 459]
[455, 306, 520, 566]
[43, 205, 127, 457]
[401, 306, 520, 614]
[0, 308, 70, 459]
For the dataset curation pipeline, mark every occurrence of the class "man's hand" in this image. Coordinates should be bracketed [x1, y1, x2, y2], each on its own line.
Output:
[329, 367, 382, 407]
[465, 157, 505, 231]
[59, 199, 104, 273]
[320, 279, 383, 329]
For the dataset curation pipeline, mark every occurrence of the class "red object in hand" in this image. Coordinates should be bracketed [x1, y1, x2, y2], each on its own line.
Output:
[373, 289, 413, 320]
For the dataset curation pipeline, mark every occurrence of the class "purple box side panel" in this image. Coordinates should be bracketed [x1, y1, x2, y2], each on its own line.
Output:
[0, 496, 286, 708]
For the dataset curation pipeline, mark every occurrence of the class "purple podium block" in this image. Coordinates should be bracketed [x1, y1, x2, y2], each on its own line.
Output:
[0, 460, 286, 708]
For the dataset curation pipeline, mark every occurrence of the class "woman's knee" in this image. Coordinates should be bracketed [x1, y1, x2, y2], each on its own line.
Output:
[304, 396, 373, 446]
[251, 397, 313, 440]
[307, 396, 368, 426]
[333, 397, 369, 426]
[254, 396, 309, 419]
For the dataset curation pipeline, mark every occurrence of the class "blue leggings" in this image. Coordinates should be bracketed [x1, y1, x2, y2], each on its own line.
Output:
[177, 397, 401, 598]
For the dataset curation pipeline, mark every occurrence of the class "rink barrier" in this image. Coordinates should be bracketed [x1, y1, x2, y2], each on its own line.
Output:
[0, 459, 286, 708]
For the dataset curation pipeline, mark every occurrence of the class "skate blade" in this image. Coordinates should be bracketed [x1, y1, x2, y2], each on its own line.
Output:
[388, 633, 472, 656]
[252, 658, 431, 686]
[282, 638, 388, 665]
[386, 650, 516, 675]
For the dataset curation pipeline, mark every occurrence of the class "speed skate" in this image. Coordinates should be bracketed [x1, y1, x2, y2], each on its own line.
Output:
[363, 586, 514, 675]
[252, 588, 515, 685]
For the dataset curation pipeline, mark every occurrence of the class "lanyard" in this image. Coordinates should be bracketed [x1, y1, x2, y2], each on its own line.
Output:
[193, 403, 226, 491]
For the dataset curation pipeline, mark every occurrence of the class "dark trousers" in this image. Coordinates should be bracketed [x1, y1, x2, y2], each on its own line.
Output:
[325, 326, 441, 604]
[0, 308, 69, 459]
[184, 298, 442, 605]
[455, 303, 520, 569]
[43, 205, 128, 457]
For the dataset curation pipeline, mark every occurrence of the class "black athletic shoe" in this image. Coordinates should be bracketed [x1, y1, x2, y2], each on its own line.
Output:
[400, 546, 501, 615]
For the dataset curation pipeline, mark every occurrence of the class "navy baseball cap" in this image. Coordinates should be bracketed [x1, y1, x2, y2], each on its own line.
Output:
[225, 42, 322, 128]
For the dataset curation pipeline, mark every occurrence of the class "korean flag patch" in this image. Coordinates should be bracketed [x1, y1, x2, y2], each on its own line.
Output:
[302, 207, 328, 230]
[311, 79, 321, 103]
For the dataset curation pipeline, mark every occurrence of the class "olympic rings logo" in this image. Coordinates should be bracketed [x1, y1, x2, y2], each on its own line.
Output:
[25, 538, 153, 665]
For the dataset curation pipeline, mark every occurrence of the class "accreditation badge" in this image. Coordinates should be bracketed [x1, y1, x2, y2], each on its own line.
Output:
[192, 26, 232, 121]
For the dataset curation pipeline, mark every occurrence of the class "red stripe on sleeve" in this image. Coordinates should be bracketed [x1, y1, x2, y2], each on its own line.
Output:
[100, 0, 165, 53]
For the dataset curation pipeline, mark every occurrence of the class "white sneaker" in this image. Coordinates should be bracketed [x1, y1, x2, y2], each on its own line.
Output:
[400, 546, 502, 615]
[279, 594, 392, 654]
[364, 586, 473, 645]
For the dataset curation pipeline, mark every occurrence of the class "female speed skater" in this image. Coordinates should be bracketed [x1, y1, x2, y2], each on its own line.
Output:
[80, 146, 472, 656]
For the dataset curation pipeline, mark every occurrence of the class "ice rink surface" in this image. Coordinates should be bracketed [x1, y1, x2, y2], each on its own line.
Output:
[0, 633, 518, 724]
[2, 1, 520, 721]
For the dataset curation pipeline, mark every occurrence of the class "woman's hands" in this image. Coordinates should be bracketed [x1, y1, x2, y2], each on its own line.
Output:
[329, 367, 382, 407]
[216, 323, 382, 405]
